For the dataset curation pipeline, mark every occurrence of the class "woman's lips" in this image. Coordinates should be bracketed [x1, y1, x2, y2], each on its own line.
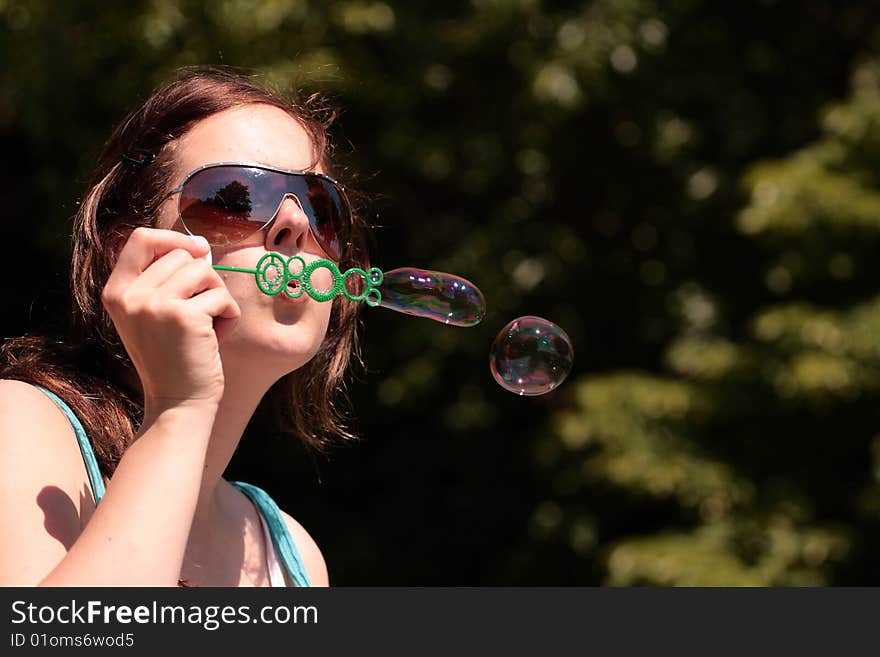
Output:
[280, 280, 309, 304]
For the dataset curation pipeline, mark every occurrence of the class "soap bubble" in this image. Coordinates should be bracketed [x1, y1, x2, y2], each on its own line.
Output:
[490, 316, 574, 395]
[378, 268, 486, 327]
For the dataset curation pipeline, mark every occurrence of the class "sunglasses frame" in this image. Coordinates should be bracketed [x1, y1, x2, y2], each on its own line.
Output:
[162, 161, 353, 259]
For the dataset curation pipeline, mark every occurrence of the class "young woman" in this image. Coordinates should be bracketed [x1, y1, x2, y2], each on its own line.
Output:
[0, 68, 371, 586]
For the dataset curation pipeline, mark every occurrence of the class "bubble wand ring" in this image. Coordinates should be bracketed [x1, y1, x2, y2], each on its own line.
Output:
[213, 253, 384, 306]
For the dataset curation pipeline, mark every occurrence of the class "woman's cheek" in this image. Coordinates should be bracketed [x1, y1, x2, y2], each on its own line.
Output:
[312, 300, 333, 347]
[311, 263, 336, 293]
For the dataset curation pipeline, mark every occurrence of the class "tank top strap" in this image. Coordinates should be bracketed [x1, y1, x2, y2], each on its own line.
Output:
[33, 384, 106, 505]
[228, 480, 312, 588]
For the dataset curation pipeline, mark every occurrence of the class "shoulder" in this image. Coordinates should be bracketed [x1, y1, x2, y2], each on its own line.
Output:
[0, 379, 90, 584]
[279, 509, 330, 587]
[0, 379, 80, 450]
[0, 378, 60, 412]
[0, 380, 84, 464]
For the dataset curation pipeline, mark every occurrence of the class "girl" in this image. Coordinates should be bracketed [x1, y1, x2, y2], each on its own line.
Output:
[0, 68, 371, 586]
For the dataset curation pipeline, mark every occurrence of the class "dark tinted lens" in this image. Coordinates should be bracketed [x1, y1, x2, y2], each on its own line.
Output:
[180, 167, 276, 246]
[296, 175, 348, 260]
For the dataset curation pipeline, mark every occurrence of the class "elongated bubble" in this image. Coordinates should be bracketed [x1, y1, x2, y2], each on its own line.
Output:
[377, 268, 486, 327]
[490, 316, 574, 395]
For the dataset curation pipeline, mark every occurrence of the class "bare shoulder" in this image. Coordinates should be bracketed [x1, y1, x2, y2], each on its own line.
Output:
[0, 379, 91, 584]
[0, 380, 84, 460]
[0, 378, 59, 410]
[279, 509, 330, 587]
[0, 379, 81, 454]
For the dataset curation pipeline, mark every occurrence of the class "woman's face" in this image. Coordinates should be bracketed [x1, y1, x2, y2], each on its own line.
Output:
[154, 103, 335, 376]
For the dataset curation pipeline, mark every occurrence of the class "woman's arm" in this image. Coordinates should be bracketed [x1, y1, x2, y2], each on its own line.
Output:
[0, 380, 217, 586]
[0, 228, 240, 586]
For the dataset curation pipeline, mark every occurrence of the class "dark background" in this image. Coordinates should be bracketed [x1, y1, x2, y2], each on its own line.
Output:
[3, 0, 880, 584]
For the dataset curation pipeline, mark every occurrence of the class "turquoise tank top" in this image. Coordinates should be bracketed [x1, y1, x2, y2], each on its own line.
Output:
[34, 385, 311, 587]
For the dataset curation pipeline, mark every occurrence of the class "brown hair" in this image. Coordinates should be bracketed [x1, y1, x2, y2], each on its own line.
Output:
[0, 67, 371, 477]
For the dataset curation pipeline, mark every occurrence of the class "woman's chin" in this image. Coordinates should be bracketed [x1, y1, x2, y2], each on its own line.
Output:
[220, 329, 321, 372]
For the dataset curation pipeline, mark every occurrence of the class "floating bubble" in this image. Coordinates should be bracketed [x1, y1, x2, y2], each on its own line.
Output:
[378, 268, 486, 327]
[490, 316, 574, 396]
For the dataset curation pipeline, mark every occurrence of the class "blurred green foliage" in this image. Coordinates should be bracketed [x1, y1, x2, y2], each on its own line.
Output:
[2, 0, 880, 584]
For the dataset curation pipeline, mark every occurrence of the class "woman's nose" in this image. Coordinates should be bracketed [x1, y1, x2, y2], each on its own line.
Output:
[265, 193, 311, 253]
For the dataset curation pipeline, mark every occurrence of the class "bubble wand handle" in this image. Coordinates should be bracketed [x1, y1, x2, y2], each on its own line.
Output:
[213, 253, 384, 306]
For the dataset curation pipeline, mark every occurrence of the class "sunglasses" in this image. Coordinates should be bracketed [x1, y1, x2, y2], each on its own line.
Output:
[164, 162, 352, 260]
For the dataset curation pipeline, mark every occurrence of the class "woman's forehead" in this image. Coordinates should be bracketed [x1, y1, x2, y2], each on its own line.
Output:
[171, 104, 321, 178]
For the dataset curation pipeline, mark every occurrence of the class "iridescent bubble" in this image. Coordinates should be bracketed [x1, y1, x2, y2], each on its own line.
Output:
[490, 316, 574, 396]
[378, 268, 486, 327]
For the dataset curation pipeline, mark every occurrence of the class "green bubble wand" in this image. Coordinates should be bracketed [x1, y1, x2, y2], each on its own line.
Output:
[213, 253, 384, 305]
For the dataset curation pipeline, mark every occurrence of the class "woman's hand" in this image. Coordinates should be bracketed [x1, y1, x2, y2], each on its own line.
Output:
[101, 228, 240, 413]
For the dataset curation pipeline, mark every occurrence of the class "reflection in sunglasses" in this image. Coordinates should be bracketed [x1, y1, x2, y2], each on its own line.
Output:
[208, 180, 253, 215]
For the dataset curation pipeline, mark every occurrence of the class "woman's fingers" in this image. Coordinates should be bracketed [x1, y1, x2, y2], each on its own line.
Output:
[104, 229, 223, 316]
[99, 227, 245, 407]
[155, 259, 224, 300]
[185, 287, 241, 321]
[133, 248, 201, 291]
[108, 227, 210, 286]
